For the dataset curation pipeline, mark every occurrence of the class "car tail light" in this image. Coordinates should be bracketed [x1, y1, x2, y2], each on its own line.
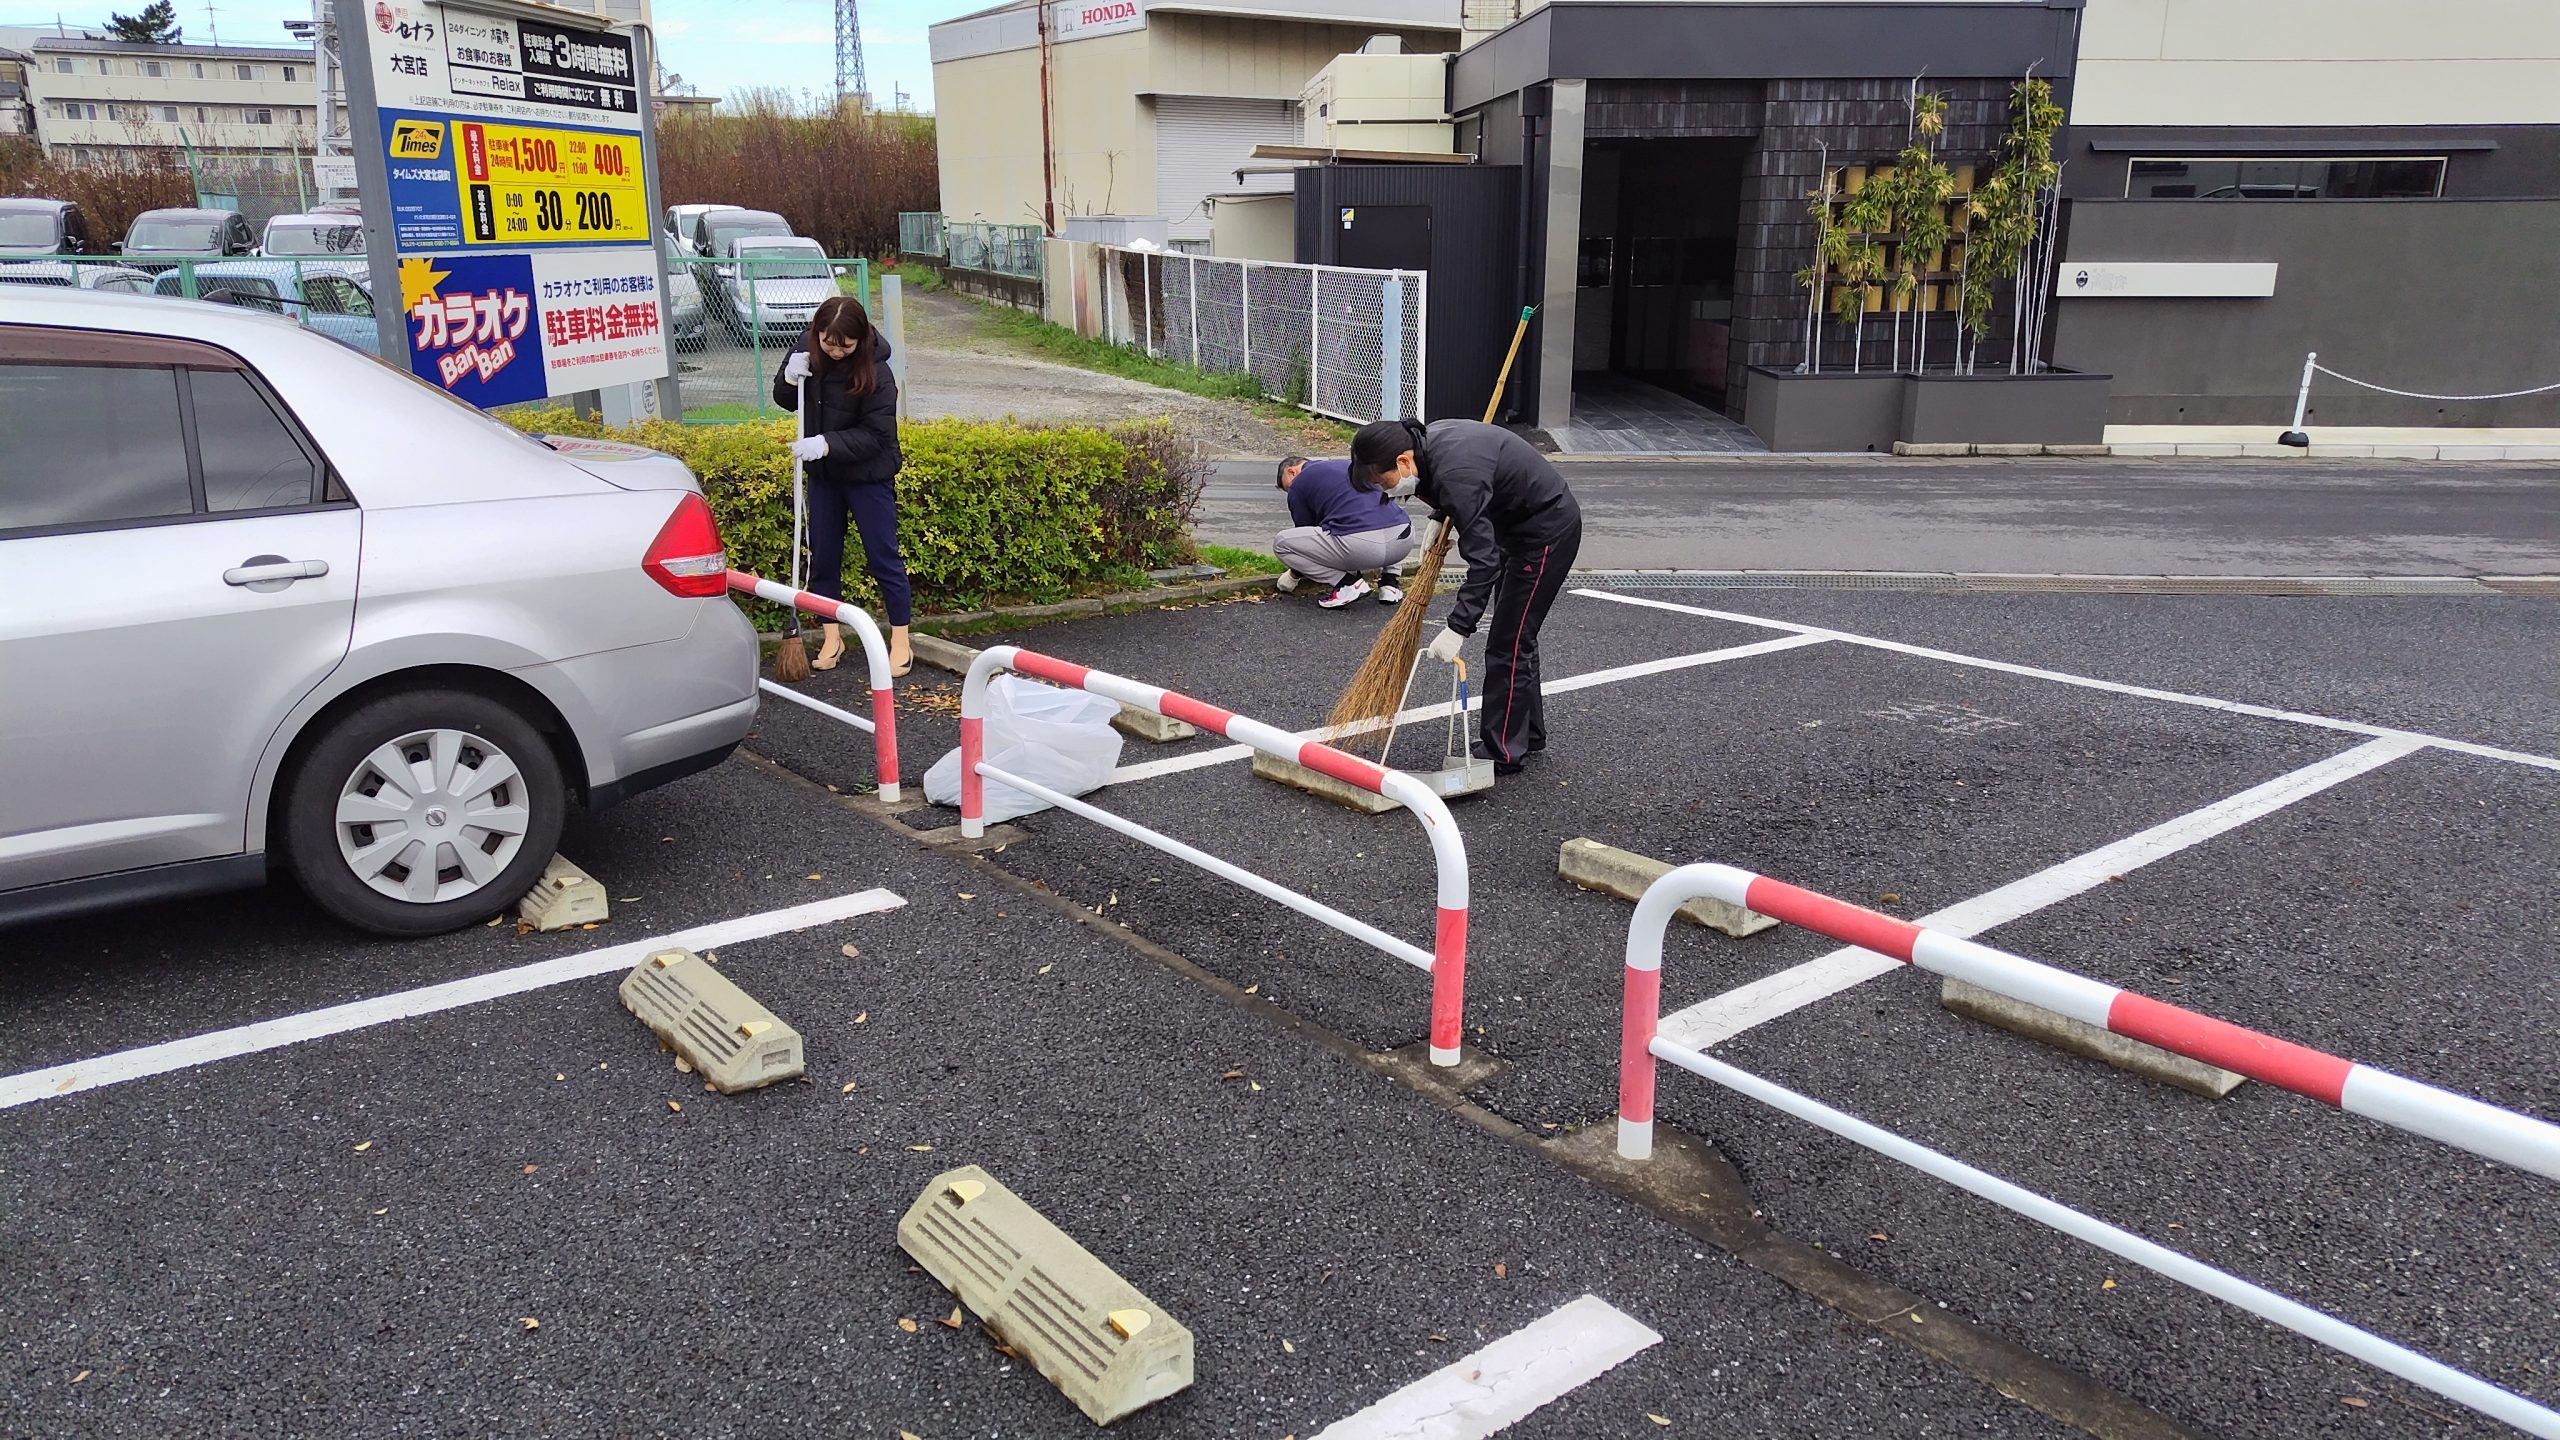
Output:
[642, 492, 728, 597]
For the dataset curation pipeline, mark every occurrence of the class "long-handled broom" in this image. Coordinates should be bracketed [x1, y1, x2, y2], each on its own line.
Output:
[1322, 306, 1537, 754]
[770, 373, 814, 683]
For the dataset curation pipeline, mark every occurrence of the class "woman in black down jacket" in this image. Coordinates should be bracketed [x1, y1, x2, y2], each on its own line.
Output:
[774, 294, 912, 675]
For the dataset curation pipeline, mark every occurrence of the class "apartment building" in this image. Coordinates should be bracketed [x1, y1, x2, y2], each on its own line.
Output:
[0, 45, 34, 137]
[23, 35, 319, 168]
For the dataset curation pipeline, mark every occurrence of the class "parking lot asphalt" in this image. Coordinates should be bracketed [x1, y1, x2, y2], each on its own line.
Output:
[3, 757, 2071, 1440]
[8, 578, 2556, 1439]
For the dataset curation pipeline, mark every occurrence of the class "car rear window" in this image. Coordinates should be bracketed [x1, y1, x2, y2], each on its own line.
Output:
[0, 364, 194, 529]
[193, 368, 319, 511]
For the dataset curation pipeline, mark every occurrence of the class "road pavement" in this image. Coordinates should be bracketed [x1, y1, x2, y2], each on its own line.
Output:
[1196, 457, 2560, 576]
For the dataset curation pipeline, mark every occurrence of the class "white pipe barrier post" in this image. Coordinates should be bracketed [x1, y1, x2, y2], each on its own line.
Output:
[1380, 277, 1403, 422]
[2279, 349, 2316, 447]
[1613, 862, 2560, 1440]
[959, 645, 1471, 1066]
[726, 570, 901, 802]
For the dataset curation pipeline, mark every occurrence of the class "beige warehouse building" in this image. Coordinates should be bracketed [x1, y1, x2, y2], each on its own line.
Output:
[928, 0, 1459, 245]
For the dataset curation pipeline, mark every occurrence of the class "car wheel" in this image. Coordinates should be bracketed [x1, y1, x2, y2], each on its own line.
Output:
[282, 688, 567, 937]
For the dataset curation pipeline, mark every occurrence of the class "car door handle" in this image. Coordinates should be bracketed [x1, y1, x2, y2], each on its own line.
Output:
[223, 558, 331, 587]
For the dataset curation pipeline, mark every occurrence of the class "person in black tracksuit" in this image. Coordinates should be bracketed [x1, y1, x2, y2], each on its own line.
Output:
[773, 294, 912, 675]
[1349, 417, 1582, 776]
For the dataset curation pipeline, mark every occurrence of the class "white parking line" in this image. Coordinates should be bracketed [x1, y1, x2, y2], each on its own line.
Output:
[1658, 736, 2423, 1049]
[1106, 633, 1831, 785]
[1574, 588, 2560, 774]
[1311, 1294, 1663, 1440]
[0, 889, 907, 1111]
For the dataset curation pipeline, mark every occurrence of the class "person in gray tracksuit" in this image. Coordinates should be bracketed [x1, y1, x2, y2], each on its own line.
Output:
[1348, 417, 1582, 775]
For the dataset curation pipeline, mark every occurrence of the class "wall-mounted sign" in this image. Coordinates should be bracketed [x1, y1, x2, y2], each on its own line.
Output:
[1050, 0, 1145, 41]
[2060, 261, 2278, 298]
[349, 0, 664, 405]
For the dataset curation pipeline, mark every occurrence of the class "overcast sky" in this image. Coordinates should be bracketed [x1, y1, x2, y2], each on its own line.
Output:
[0, 0, 947, 112]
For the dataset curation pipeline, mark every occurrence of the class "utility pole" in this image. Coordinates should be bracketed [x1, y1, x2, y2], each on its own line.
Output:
[282, 0, 352, 202]
[1036, 0, 1056, 231]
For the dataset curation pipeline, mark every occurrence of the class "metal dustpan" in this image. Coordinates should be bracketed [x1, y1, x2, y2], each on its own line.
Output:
[1380, 654, 1495, 799]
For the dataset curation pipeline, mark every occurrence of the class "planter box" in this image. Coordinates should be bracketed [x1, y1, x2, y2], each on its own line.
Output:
[1901, 369, 2111, 447]
[1743, 365, 2112, 452]
[1742, 369, 1904, 453]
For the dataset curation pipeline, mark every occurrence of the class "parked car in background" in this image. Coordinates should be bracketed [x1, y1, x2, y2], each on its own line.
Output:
[123, 207, 258, 264]
[0, 260, 158, 293]
[0, 198, 94, 255]
[660, 234, 707, 346]
[153, 261, 382, 356]
[259, 211, 366, 258]
[665, 202, 741, 256]
[0, 287, 757, 936]
[692, 206, 791, 262]
[725, 236, 843, 340]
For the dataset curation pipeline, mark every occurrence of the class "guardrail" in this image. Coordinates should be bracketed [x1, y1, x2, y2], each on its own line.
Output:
[1613, 861, 2560, 1439]
[958, 645, 1470, 1066]
[726, 570, 901, 803]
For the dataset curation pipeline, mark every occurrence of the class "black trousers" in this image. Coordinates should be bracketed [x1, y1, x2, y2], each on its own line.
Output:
[806, 475, 912, 626]
[1476, 520, 1582, 765]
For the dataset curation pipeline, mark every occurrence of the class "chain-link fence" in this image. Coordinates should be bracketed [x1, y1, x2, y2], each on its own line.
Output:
[667, 254, 873, 422]
[945, 222, 1044, 280]
[1091, 245, 1424, 423]
[1, 253, 387, 354]
[897, 211, 946, 259]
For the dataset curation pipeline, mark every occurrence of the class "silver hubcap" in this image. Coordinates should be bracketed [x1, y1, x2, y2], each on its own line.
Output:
[334, 727, 531, 905]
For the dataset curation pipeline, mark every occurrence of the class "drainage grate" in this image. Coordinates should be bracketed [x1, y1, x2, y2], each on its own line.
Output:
[1575, 570, 2525, 597]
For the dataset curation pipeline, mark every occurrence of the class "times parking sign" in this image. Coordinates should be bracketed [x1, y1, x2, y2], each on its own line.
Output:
[344, 0, 665, 404]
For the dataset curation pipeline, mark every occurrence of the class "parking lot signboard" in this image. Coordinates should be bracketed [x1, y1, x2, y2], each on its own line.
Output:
[343, 0, 665, 404]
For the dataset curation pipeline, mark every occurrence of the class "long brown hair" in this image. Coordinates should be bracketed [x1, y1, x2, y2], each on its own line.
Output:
[804, 295, 879, 397]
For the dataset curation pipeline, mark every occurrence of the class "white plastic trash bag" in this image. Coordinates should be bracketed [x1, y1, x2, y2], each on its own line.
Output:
[924, 675, 1126, 823]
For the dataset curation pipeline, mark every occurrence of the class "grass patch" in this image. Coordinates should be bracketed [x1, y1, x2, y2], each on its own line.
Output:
[980, 305, 1266, 402]
[881, 259, 944, 292]
[1200, 543, 1285, 577]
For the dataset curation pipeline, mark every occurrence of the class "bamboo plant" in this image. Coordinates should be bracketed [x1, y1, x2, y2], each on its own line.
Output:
[1958, 74, 2064, 373]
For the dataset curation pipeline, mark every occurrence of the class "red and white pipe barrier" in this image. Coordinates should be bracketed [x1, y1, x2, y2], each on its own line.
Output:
[726, 570, 901, 803]
[1610, 862, 2560, 1438]
[960, 644, 1471, 1066]
[1614, 862, 2559, 1180]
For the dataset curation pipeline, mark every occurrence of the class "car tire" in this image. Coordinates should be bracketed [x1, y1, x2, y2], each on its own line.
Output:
[281, 688, 567, 937]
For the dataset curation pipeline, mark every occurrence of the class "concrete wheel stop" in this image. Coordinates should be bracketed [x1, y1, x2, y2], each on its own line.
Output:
[1940, 977, 2247, 1099]
[1559, 839, 1778, 938]
[898, 1165, 1195, 1425]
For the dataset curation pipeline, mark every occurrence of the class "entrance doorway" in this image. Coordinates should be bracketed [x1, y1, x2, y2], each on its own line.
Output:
[1575, 136, 1751, 416]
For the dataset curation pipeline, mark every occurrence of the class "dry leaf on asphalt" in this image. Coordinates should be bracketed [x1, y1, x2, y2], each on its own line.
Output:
[841, 1082, 858, 1093]
[1282, 1339, 1295, 1354]
[372, 1207, 388, 1216]
[2101, 1278, 2117, 1290]
[1869, 1232, 1891, 1242]
[897, 1318, 920, 1333]
[522, 1164, 539, 1175]
[908, 1144, 934, 1152]
[71, 1370, 90, 1383]
[1648, 1415, 1671, 1427]
[856, 1012, 869, 1024]
[353, 1141, 372, 1152]
[1037, 964, 1052, 974]
[668, 1101, 682, 1113]
[1494, 1264, 1507, 1278]
[2340, 1398, 2370, 1409]
[941, 1307, 964, 1330]
[1250, 1081, 1263, 1091]
[957, 892, 976, 901]
[1244, 984, 1259, 994]
[1220, 1069, 1244, 1081]
[519, 1317, 540, 1331]
[674, 1056, 694, 1075]
[805, 873, 823, 881]
[841, 944, 860, 959]
[553, 1073, 565, 1081]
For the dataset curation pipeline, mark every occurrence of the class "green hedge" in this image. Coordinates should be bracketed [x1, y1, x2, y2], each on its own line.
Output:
[499, 409, 1205, 616]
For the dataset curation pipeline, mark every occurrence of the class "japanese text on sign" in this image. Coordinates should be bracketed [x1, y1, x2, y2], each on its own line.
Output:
[454, 120, 648, 246]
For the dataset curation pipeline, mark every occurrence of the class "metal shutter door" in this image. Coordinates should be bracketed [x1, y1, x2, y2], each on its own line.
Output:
[1153, 96, 1298, 244]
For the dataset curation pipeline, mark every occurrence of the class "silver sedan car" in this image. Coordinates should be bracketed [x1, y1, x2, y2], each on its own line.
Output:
[0, 288, 759, 936]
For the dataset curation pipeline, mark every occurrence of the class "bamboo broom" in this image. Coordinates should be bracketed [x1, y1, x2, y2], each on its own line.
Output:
[1322, 306, 1537, 754]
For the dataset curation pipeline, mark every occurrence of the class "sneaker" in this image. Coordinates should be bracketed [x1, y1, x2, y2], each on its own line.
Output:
[1318, 578, 1371, 609]
[1377, 582, 1404, 605]
[1275, 571, 1302, 593]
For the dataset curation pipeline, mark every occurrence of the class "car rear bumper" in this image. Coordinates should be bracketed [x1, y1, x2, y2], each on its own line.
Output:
[523, 597, 759, 800]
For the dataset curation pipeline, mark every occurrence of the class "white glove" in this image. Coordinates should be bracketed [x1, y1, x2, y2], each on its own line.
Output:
[790, 435, 828, 463]
[1427, 626, 1465, 663]
[783, 351, 813, 384]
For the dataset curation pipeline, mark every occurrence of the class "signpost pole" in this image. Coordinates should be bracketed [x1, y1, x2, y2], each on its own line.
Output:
[335, 0, 412, 363]
[632, 20, 681, 420]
